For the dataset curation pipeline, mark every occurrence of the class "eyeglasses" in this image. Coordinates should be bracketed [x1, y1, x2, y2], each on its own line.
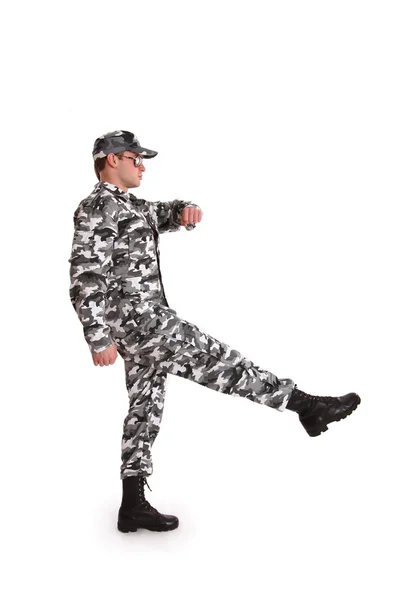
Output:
[117, 155, 144, 167]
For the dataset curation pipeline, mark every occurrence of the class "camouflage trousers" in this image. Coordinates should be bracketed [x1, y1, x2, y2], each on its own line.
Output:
[111, 300, 296, 479]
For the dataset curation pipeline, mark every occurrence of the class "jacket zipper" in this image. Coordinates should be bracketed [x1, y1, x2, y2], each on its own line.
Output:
[143, 214, 169, 307]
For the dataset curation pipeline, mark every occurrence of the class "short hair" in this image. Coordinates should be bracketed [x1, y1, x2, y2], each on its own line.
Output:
[94, 151, 126, 180]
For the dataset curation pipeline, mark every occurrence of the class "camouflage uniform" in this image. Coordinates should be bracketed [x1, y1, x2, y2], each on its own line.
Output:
[69, 145, 296, 480]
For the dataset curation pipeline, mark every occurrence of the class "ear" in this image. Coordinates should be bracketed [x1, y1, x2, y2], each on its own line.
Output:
[107, 153, 117, 168]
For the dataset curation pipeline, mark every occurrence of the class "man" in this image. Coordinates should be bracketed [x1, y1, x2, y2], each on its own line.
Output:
[68, 130, 361, 534]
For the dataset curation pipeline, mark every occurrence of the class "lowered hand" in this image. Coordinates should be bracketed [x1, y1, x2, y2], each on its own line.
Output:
[92, 344, 118, 367]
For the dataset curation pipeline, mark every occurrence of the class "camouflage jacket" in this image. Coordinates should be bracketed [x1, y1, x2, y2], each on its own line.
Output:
[68, 181, 199, 355]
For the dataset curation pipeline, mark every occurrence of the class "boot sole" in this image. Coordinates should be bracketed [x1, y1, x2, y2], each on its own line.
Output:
[117, 520, 179, 533]
[300, 395, 361, 437]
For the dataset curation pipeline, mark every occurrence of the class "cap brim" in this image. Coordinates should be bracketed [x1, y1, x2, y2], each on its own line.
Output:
[129, 145, 158, 158]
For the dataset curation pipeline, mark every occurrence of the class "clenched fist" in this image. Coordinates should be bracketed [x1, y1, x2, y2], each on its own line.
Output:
[92, 344, 118, 366]
[181, 206, 203, 227]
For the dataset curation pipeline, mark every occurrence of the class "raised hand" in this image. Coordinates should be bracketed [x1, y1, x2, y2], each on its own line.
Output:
[181, 206, 203, 227]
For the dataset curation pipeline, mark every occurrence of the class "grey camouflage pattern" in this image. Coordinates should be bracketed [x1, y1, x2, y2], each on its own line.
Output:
[113, 304, 295, 478]
[68, 180, 296, 480]
[68, 181, 200, 354]
[92, 130, 157, 160]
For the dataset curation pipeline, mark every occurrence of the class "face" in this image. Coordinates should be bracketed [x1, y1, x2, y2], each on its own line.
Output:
[106, 151, 146, 191]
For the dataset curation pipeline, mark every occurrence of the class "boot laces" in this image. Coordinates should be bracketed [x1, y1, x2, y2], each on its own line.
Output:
[297, 388, 339, 403]
[138, 477, 159, 514]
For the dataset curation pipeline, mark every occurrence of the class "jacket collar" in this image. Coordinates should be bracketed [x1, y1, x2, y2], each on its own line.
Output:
[93, 180, 146, 211]
[94, 180, 141, 203]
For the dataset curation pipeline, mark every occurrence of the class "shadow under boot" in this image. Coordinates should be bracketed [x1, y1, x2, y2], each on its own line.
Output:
[117, 476, 179, 533]
[286, 384, 361, 437]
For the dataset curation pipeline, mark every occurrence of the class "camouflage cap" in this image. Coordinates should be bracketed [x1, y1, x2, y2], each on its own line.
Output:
[92, 130, 158, 161]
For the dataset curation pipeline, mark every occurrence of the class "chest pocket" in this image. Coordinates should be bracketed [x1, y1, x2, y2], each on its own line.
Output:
[128, 228, 156, 256]
[123, 206, 158, 265]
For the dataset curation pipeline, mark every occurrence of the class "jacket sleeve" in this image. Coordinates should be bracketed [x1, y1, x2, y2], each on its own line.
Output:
[148, 199, 201, 234]
[68, 199, 119, 355]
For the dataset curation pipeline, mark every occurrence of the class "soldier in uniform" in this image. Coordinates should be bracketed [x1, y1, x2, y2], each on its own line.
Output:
[68, 130, 361, 533]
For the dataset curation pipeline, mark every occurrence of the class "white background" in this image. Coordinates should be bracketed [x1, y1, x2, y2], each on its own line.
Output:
[2, 0, 399, 598]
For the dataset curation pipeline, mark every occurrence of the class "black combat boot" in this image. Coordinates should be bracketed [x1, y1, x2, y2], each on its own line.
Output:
[286, 384, 361, 437]
[117, 476, 179, 533]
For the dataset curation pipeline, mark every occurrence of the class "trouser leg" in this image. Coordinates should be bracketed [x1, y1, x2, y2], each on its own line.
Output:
[118, 355, 167, 479]
[116, 304, 295, 416]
